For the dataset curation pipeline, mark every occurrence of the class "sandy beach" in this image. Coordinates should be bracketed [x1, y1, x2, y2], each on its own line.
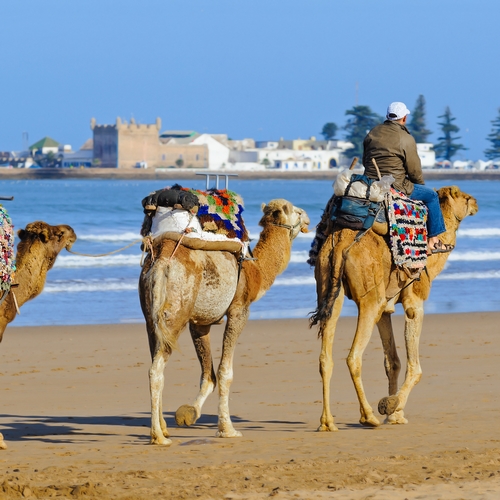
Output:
[1, 313, 499, 499]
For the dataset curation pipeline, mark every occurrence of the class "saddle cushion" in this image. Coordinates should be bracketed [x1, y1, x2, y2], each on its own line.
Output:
[150, 207, 245, 254]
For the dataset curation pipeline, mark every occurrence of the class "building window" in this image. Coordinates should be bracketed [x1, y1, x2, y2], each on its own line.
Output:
[196, 154, 199, 161]
[162, 154, 166, 161]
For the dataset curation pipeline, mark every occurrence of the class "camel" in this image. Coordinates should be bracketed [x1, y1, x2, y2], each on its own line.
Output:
[0, 221, 76, 449]
[311, 186, 478, 431]
[139, 199, 310, 445]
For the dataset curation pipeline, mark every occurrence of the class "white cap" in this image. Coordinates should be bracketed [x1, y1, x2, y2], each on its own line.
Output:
[386, 102, 410, 121]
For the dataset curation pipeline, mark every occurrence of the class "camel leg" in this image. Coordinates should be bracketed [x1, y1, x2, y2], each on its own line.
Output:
[216, 307, 249, 438]
[378, 300, 424, 424]
[149, 349, 171, 445]
[318, 288, 344, 432]
[377, 312, 401, 396]
[175, 323, 216, 427]
[376, 312, 406, 424]
[347, 300, 384, 427]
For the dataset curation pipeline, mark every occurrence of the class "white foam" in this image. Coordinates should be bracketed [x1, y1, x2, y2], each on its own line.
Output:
[436, 270, 500, 280]
[54, 254, 142, 268]
[458, 228, 500, 238]
[44, 279, 137, 293]
[449, 251, 500, 261]
[78, 231, 141, 242]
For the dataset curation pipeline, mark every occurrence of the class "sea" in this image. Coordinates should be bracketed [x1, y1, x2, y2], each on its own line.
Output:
[2, 177, 499, 327]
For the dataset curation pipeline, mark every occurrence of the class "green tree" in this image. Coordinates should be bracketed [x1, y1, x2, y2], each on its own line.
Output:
[175, 158, 184, 168]
[342, 105, 383, 159]
[434, 106, 467, 161]
[484, 108, 500, 160]
[408, 94, 432, 143]
[34, 150, 62, 168]
[321, 122, 338, 140]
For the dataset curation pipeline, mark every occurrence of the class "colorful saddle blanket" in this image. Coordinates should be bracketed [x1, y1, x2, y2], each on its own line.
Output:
[0, 206, 16, 290]
[180, 187, 249, 242]
[388, 188, 428, 269]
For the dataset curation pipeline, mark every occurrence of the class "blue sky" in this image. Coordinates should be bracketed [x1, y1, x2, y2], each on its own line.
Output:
[1, 0, 499, 160]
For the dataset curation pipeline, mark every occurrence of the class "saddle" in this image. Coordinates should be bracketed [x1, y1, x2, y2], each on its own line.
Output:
[308, 180, 428, 272]
[140, 185, 249, 255]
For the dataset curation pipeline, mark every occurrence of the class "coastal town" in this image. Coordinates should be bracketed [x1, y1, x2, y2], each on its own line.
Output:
[1, 116, 499, 174]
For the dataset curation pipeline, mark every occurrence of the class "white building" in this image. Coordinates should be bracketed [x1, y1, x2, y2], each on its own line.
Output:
[190, 134, 230, 170]
[416, 143, 436, 168]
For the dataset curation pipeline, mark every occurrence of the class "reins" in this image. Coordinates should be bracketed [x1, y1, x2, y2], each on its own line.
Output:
[270, 220, 302, 239]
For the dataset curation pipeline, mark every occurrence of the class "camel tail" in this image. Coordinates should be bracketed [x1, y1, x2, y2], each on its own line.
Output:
[309, 241, 346, 337]
[147, 262, 180, 354]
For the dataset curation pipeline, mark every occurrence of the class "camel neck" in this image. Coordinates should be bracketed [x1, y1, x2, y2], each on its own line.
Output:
[250, 225, 292, 294]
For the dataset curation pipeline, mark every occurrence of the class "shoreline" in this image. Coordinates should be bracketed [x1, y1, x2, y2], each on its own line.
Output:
[1, 167, 500, 181]
[1, 312, 500, 498]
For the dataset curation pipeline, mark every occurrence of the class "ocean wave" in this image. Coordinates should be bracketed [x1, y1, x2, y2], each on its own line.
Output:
[448, 251, 500, 261]
[458, 228, 500, 238]
[54, 254, 142, 268]
[44, 278, 138, 293]
[77, 231, 142, 242]
[436, 270, 500, 280]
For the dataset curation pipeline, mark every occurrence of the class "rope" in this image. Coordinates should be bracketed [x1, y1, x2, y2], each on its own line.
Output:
[65, 238, 143, 258]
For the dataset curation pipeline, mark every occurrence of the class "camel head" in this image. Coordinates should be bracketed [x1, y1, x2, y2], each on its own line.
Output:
[437, 186, 478, 222]
[259, 199, 310, 239]
[17, 222, 77, 267]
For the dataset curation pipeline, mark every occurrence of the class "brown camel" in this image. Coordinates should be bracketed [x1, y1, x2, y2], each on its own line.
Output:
[312, 186, 478, 430]
[139, 199, 309, 445]
[0, 221, 77, 449]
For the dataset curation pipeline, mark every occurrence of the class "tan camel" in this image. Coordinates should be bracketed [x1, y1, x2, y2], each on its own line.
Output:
[0, 221, 77, 449]
[312, 186, 478, 430]
[139, 199, 309, 445]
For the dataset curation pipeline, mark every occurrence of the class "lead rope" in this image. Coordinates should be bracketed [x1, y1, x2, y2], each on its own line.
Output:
[66, 238, 143, 258]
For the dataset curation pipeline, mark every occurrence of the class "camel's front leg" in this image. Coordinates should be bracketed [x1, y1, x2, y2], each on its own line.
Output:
[347, 301, 384, 427]
[318, 288, 344, 432]
[216, 307, 249, 438]
[377, 312, 401, 396]
[176, 323, 216, 427]
[149, 350, 171, 445]
[378, 300, 424, 424]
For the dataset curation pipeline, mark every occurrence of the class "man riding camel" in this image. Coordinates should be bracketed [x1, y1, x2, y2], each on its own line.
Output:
[363, 101, 454, 254]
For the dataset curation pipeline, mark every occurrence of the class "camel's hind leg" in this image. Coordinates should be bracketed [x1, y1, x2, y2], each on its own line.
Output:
[175, 323, 216, 427]
[216, 306, 249, 438]
[379, 299, 424, 424]
[347, 298, 385, 427]
[149, 347, 172, 445]
[317, 287, 344, 432]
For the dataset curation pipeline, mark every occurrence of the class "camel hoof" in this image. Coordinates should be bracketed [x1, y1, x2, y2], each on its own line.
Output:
[378, 396, 399, 416]
[360, 415, 381, 427]
[317, 422, 338, 432]
[0, 433, 7, 450]
[216, 429, 242, 438]
[385, 410, 408, 425]
[175, 405, 198, 427]
[150, 435, 172, 446]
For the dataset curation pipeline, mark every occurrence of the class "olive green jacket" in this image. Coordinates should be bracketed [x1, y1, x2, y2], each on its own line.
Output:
[362, 120, 424, 195]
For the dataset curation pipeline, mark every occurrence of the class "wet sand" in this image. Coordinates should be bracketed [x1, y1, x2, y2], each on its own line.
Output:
[1, 313, 499, 499]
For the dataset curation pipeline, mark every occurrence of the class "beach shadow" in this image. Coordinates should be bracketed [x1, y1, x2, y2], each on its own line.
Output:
[0, 412, 309, 444]
[0, 413, 151, 444]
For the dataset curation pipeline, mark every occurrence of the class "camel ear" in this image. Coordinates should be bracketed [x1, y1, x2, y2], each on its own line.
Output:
[261, 202, 266, 212]
[282, 202, 290, 215]
[17, 229, 27, 241]
[24, 222, 50, 243]
[449, 185, 460, 198]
